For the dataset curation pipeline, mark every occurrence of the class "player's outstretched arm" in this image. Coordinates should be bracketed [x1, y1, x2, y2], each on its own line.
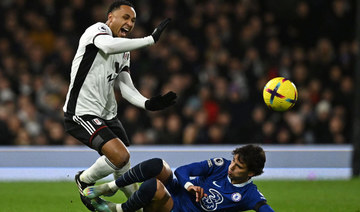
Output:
[94, 18, 171, 54]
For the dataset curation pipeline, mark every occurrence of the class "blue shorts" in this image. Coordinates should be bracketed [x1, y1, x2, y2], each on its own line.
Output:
[166, 178, 199, 212]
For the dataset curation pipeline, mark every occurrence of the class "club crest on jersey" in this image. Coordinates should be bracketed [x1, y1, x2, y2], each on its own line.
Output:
[213, 158, 224, 166]
[92, 118, 102, 125]
[123, 52, 130, 61]
[231, 192, 242, 202]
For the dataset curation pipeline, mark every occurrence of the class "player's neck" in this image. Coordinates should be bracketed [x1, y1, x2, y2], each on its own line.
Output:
[231, 177, 250, 184]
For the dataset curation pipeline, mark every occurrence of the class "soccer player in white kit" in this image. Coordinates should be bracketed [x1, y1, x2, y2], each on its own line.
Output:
[62, 1, 176, 211]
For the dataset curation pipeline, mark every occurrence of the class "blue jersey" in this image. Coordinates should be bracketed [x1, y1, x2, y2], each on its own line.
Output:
[167, 158, 272, 212]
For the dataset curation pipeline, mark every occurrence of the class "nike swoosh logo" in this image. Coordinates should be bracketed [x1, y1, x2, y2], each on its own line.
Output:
[213, 181, 221, 188]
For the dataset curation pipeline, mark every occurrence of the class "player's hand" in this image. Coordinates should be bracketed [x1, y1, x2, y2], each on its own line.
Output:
[145, 91, 177, 111]
[187, 185, 207, 202]
[151, 18, 171, 43]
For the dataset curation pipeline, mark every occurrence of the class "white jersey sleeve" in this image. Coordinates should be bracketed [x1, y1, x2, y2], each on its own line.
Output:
[94, 34, 154, 54]
[93, 23, 154, 54]
[118, 70, 148, 109]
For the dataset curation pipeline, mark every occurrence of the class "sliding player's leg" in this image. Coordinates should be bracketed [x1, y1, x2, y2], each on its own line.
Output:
[113, 161, 139, 198]
[143, 179, 173, 212]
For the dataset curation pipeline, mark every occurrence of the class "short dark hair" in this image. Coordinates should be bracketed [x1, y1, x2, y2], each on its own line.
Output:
[232, 144, 266, 177]
[107, 0, 134, 15]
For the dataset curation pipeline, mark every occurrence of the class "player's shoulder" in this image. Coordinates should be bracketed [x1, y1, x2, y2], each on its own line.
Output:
[247, 183, 267, 201]
[84, 22, 112, 36]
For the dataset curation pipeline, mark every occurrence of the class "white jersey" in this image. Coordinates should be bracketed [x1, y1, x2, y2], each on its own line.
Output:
[63, 22, 153, 120]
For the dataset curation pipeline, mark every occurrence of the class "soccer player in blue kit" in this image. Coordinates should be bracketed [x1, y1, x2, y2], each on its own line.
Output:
[83, 144, 275, 212]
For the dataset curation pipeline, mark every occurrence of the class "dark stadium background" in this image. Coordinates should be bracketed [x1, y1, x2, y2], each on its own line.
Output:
[0, 0, 359, 176]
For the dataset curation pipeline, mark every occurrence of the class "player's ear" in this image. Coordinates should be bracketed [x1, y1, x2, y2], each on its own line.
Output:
[107, 12, 113, 22]
[248, 172, 255, 178]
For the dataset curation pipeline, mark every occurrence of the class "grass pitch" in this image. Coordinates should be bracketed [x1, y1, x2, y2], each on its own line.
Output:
[0, 179, 359, 212]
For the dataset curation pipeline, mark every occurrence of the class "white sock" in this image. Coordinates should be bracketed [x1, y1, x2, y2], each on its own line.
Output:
[113, 160, 131, 179]
[80, 155, 117, 184]
[113, 160, 139, 198]
[108, 180, 119, 192]
[116, 204, 123, 212]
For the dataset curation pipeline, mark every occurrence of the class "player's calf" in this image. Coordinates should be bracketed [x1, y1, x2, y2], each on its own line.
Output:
[89, 178, 158, 212]
[144, 179, 173, 212]
[122, 178, 158, 212]
[115, 158, 163, 188]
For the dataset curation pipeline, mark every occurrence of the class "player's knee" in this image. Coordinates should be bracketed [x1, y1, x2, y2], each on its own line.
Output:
[108, 151, 130, 169]
[116, 152, 130, 168]
[101, 138, 130, 168]
[142, 158, 163, 176]
[157, 160, 173, 185]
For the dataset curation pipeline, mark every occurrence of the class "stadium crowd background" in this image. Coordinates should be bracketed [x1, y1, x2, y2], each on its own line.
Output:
[0, 0, 356, 146]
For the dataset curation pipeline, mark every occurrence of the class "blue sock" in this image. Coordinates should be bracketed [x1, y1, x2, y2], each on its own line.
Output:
[122, 178, 157, 212]
[115, 158, 163, 188]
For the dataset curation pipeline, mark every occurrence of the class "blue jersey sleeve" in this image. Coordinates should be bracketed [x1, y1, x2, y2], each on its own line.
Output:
[258, 203, 275, 212]
[174, 158, 223, 189]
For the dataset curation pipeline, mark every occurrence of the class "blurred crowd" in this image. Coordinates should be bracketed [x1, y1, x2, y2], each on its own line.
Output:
[0, 0, 357, 146]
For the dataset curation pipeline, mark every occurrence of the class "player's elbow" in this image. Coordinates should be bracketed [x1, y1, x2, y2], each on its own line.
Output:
[100, 45, 115, 54]
[258, 204, 275, 212]
[173, 167, 183, 179]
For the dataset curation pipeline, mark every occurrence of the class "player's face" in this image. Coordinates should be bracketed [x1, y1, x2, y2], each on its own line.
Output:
[107, 5, 136, 37]
[228, 154, 254, 184]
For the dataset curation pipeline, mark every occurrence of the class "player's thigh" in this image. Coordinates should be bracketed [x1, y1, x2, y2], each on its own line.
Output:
[144, 179, 173, 212]
[101, 118, 131, 166]
[64, 115, 123, 154]
[157, 160, 173, 186]
[104, 117, 130, 146]
[101, 138, 130, 167]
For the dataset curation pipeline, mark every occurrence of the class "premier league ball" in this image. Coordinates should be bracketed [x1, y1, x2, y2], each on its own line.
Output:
[263, 77, 298, 111]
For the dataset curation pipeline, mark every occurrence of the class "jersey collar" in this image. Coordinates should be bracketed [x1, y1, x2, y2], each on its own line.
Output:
[227, 176, 253, 187]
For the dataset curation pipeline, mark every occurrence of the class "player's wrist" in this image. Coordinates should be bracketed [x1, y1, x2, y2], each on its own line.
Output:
[184, 182, 194, 190]
[145, 35, 155, 45]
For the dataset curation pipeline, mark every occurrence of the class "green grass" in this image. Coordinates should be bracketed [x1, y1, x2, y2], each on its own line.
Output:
[0, 181, 125, 212]
[255, 179, 360, 212]
[0, 179, 360, 211]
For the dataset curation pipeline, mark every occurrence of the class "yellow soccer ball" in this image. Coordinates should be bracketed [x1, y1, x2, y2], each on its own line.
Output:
[263, 77, 298, 111]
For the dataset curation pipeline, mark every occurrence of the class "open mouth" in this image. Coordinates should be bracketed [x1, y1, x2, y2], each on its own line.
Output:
[119, 27, 129, 37]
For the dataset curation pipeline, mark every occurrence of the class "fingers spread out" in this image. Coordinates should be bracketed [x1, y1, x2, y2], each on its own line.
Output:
[193, 186, 207, 202]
